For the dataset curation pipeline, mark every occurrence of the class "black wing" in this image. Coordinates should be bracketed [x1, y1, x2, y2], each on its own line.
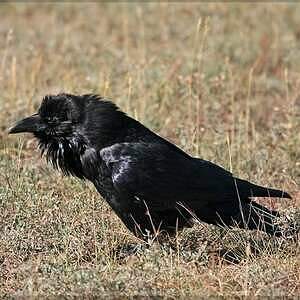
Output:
[99, 142, 239, 211]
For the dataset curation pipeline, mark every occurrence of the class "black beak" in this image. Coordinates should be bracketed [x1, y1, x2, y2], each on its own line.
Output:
[8, 114, 45, 134]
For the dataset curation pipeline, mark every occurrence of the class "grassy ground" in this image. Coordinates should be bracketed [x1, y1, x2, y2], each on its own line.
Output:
[0, 3, 299, 298]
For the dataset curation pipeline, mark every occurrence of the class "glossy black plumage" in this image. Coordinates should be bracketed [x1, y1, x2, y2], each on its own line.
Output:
[9, 93, 292, 239]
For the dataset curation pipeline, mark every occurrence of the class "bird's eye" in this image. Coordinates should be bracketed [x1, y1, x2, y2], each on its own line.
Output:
[61, 115, 68, 122]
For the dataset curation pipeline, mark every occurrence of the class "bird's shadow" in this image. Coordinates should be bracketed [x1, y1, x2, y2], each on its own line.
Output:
[111, 227, 299, 265]
[112, 242, 250, 265]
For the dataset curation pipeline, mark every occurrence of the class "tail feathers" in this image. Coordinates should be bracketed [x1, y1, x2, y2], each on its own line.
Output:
[235, 178, 292, 199]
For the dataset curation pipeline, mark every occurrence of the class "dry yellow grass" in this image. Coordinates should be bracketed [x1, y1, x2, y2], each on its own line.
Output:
[0, 3, 299, 298]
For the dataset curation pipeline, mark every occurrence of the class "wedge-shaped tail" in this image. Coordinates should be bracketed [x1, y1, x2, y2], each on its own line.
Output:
[235, 178, 292, 199]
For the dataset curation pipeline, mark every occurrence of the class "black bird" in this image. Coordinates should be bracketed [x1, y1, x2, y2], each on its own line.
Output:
[9, 93, 292, 239]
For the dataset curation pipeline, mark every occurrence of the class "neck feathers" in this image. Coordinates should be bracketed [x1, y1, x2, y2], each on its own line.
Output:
[37, 133, 99, 179]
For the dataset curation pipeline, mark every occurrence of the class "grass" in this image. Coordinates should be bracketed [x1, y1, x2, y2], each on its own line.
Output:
[0, 3, 299, 298]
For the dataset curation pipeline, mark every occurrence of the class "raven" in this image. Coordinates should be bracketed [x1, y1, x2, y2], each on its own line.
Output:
[9, 93, 292, 239]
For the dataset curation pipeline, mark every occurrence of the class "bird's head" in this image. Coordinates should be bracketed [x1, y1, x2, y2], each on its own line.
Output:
[9, 93, 85, 138]
[9, 93, 89, 177]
